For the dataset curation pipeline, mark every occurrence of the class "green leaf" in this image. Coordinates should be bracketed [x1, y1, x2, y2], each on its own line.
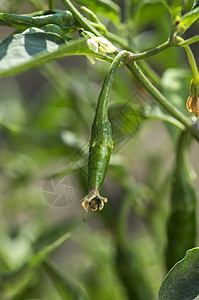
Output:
[144, 104, 185, 130]
[33, 220, 77, 253]
[0, 232, 71, 298]
[178, 6, 199, 34]
[43, 260, 88, 300]
[161, 68, 191, 113]
[162, 0, 183, 17]
[0, 34, 112, 77]
[74, 0, 120, 23]
[0, 32, 64, 76]
[29, 232, 71, 265]
[161, 68, 191, 140]
[159, 247, 199, 300]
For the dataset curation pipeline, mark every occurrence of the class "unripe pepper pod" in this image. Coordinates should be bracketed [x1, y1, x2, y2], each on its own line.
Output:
[0, 11, 76, 30]
[81, 50, 128, 218]
[166, 130, 197, 271]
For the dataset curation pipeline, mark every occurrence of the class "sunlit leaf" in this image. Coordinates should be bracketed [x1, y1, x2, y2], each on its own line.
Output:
[178, 6, 199, 34]
[159, 247, 199, 299]
[0, 34, 111, 77]
[192, 0, 199, 10]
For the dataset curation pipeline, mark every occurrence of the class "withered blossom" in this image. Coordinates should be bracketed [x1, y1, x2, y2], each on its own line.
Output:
[186, 95, 199, 117]
[186, 79, 199, 117]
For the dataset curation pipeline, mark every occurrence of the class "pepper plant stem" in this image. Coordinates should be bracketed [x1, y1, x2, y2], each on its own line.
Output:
[49, 0, 54, 9]
[126, 61, 199, 142]
[176, 36, 199, 84]
[105, 31, 163, 86]
[132, 40, 171, 61]
[105, 32, 171, 61]
[95, 51, 128, 123]
[60, 0, 101, 36]
[177, 35, 199, 47]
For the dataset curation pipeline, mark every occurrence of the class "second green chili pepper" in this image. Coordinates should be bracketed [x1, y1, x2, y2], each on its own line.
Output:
[0, 11, 76, 30]
[166, 130, 197, 271]
[81, 50, 129, 216]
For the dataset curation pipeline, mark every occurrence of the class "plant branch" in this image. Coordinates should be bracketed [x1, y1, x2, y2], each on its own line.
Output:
[177, 35, 199, 47]
[131, 40, 171, 61]
[49, 0, 55, 9]
[106, 32, 171, 62]
[60, 0, 101, 36]
[105, 31, 161, 87]
[176, 36, 199, 84]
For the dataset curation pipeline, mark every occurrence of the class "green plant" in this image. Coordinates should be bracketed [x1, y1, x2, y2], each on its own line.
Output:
[0, 0, 198, 299]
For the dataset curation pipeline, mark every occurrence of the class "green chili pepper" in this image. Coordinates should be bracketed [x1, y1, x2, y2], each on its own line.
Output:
[81, 50, 129, 217]
[114, 195, 154, 299]
[116, 241, 154, 300]
[0, 11, 76, 30]
[166, 130, 197, 271]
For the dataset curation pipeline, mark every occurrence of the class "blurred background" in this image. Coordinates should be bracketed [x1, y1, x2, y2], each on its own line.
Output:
[0, 0, 198, 299]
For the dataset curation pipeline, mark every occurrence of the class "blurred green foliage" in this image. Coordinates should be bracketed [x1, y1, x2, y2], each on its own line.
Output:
[0, 0, 198, 300]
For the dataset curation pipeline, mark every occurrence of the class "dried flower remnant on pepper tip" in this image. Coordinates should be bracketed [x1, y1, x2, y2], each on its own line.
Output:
[186, 96, 199, 117]
[81, 189, 108, 222]
[186, 79, 199, 117]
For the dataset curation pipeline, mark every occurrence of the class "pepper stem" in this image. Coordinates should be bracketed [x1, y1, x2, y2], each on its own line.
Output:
[176, 36, 199, 84]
